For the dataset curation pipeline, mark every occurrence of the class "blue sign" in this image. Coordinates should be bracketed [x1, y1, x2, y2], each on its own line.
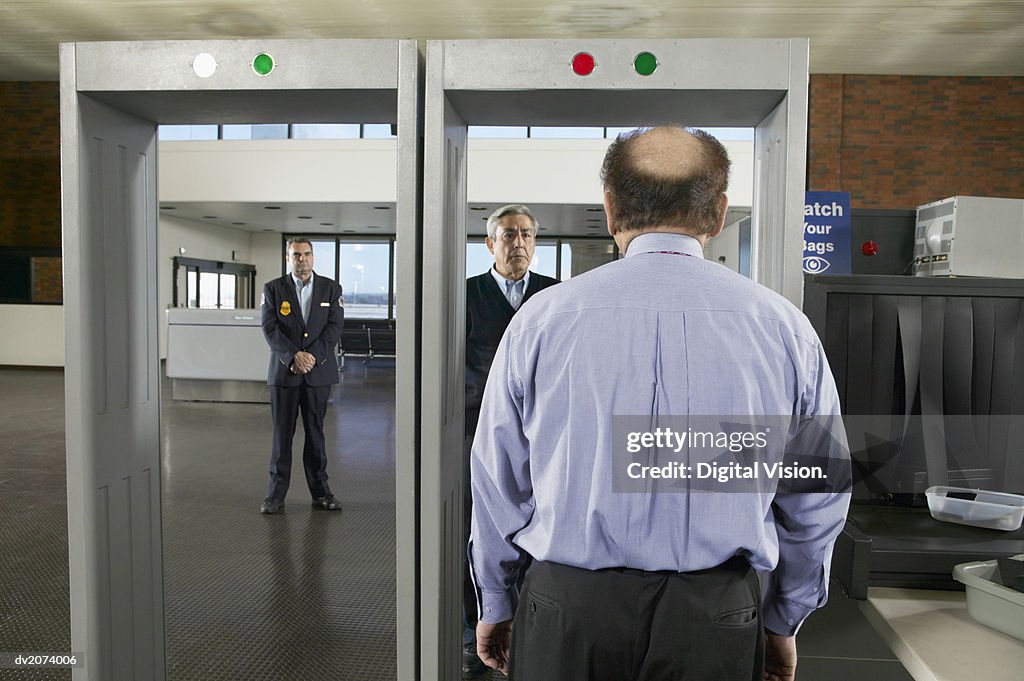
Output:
[803, 191, 851, 275]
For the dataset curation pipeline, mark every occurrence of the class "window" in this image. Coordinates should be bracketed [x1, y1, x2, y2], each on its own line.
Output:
[292, 124, 361, 139]
[339, 242, 392, 319]
[158, 124, 218, 141]
[310, 240, 338, 283]
[532, 242, 557, 278]
[173, 257, 256, 309]
[285, 236, 398, 320]
[362, 124, 396, 139]
[468, 126, 528, 139]
[560, 242, 573, 281]
[466, 242, 494, 278]
[158, 123, 396, 141]
[221, 124, 289, 140]
[530, 126, 604, 139]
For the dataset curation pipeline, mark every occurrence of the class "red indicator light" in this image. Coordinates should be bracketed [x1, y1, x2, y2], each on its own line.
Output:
[861, 241, 879, 256]
[571, 52, 596, 76]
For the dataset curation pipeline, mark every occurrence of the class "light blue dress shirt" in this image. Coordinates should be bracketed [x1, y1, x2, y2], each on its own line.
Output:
[469, 232, 850, 636]
[490, 268, 530, 310]
[291, 271, 314, 322]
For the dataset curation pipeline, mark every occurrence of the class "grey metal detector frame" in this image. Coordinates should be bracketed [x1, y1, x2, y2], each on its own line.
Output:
[60, 39, 422, 680]
[421, 38, 809, 680]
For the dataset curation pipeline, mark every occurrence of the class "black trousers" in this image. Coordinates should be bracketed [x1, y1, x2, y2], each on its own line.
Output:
[266, 383, 332, 500]
[510, 558, 764, 681]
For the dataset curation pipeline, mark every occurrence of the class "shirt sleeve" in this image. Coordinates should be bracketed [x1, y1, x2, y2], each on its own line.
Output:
[468, 327, 535, 624]
[763, 339, 852, 636]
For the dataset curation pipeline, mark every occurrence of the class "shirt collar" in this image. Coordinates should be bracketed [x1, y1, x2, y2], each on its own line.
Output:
[291, 271, 314, 289]
[623, 232, 705, 260]
[490, 267, 530, 291]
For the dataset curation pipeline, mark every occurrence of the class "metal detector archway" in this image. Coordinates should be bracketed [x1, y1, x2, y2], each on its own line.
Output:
[420, 38, 809, 679]
[59, 39, 421, 681]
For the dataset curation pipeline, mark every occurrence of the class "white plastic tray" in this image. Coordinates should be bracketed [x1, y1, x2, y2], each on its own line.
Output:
[925, 485, 1024, 531]
[953, 554, 1024, 642]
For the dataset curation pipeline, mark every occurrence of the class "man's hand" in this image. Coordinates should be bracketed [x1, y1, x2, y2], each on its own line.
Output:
[764, 631, 797, 681]
[293, 351, 316, 374]
[477, 619, 513, 676]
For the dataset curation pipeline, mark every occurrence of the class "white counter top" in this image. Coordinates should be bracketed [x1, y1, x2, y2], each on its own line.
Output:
[861, 587, 1024, 681]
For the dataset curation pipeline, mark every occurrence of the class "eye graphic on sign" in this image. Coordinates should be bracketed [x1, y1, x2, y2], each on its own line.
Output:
[803, 256, 832, 274]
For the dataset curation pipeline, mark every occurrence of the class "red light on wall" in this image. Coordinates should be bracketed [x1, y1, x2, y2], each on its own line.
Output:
[861, 241, 879, 256]
[571, 52, 596, 76]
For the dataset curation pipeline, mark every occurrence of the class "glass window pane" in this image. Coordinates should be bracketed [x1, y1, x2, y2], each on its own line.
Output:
[292, 124, 361, 139]
[187, 270, 198, 308]
[199, 272, 219, 309]
[530, 126, 604, 139]
[562, 239, 616, 277]
[466, 242, 494, 278]
[252, 124, 289, 140]
[221, 124, 254, 140]
[310, 240, 338, 281]
[158, 124, 218, 141]
[219, 274, 236, 309]
[560, 242, 573, 281]
[531, 242, 557, 278]
[605, 126, 636, 139]
[468, 126, 529, 139]
[362, 124, 396, 138]
[391, 242, 397, 319]
[339, 242, 391, 319]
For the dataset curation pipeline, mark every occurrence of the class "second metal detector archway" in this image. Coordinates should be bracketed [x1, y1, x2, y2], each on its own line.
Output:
[60, 39, 421, 680]
[420, 38, 808, 680]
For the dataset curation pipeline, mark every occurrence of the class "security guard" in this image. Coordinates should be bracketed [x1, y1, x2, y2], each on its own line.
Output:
[259, 237, 345, 514]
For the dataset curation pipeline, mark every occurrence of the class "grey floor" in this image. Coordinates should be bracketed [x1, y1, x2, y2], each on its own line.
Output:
[0, 365, 912, 681]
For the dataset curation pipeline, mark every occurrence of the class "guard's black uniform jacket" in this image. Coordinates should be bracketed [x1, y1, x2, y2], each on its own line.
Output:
[261, 273, 345, 386]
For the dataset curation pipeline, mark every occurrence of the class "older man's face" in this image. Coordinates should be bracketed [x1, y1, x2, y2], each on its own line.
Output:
[487, 214, 535, 281]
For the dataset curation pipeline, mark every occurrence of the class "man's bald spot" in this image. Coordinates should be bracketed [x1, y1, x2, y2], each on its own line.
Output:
[626, 127, 707, 181]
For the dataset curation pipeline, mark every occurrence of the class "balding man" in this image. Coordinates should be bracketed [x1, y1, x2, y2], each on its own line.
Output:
[469, 128, 850, 681]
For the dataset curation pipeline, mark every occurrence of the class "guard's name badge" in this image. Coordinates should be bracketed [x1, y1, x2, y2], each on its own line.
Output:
[280, 301, 291, 316]
[320, 302, 330, 307]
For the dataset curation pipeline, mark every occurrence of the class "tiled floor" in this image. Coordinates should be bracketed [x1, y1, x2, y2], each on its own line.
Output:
[0, 365, 912, 681]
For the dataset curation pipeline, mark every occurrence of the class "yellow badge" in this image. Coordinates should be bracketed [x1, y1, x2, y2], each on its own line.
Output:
[280, 301, 292, 316]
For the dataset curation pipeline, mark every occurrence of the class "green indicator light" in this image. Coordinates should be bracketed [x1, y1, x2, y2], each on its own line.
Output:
[633, 52, 658, 76]
[252, 53, 275, 76]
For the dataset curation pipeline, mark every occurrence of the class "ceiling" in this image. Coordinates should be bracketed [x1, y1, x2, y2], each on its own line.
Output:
[2, 1, 1023, 81]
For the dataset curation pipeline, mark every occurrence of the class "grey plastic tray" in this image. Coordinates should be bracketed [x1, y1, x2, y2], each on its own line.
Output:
[953, 554, 1024, 642]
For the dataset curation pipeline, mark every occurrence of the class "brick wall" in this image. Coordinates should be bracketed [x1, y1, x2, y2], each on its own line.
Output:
[809, 75, 1024, 209]
[31, 256, 63, 303]
[0, 82, 61, 247]
[0, 82, 62, 301]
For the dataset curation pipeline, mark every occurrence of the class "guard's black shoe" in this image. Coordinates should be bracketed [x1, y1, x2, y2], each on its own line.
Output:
[311, 495, 342, 511]
[260, 498, 284, 514]
[462, 642, 488, 679]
